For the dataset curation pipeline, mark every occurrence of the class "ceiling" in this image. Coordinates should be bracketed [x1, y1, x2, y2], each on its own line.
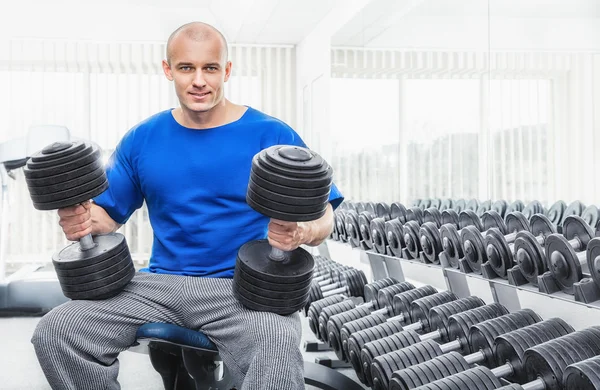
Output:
[3, 0, 341, 44]
[332, 0, 600, 48]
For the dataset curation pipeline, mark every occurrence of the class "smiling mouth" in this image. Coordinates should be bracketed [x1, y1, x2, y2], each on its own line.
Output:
[190, 91, 210, 98]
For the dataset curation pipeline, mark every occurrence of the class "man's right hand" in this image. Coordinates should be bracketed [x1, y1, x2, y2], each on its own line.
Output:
[57, 201, 93, 241]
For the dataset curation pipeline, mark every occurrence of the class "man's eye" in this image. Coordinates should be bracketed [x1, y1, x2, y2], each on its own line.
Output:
[207, 67, 218, 71]
[180, 66, 192, 71]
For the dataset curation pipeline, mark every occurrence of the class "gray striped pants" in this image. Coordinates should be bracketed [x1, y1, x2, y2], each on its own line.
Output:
[31, 272, 304, 390]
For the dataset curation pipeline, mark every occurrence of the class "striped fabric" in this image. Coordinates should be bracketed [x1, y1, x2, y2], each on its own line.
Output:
[31, 272, 304, 390]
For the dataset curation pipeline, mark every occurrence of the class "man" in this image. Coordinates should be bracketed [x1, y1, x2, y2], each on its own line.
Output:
[31, 21, 343, 390]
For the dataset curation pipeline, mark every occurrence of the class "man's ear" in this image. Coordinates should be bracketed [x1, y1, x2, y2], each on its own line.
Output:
[162, 60, 174, 81]
[224, 61, 232, 82]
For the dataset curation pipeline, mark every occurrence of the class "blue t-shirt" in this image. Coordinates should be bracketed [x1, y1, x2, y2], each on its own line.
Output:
[93, 107, 344, 278]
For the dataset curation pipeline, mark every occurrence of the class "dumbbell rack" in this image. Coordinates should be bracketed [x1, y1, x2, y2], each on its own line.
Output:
[319, 239, 600, 332]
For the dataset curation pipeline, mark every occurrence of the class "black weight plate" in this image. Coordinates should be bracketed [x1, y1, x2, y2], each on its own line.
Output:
[246, 193, 326, 222]
[460, 226, 486, 274]
[454, 199, 466, 213]
[232, 281, 307, 315]
[248, 178, 330, 206]
[420, 222, 443, 264]
[563, 215, 595, 245]
[481, 210, 508, 234]
[485, 228, 513, 278]
[355, 202, 366, 214]
[587, 238, 600, 291]
[545, 234, 583, 294]
[233, 269, 311, 300]
[514, 231, 547, 285]
[530, 214, 557, 237]
[52, 234, 128, 270]
[246, 187, 327, 214]
[458, 210, 483, 230]
[412, 199, 422, 207]
[440, 224, 462, 269]
[262, 145, 325, 172]
[60, 260, 135, 293]
[54, 246, 130, 278]
[345, 211, 361, 247]
[505, 211, 531, 234]
[30, 174, 108, 204]
[392, 285, 437, 318]
[547, 200, 567, 226]
[232, 277, 309, 308]
[477, 200, 492, 216]
[376, 202, 391, 220]
[249, 171, 330, 197]
[466, 199, 479, 212]
[57, 248, 132, 283]
[440, 198, 453, 211]
[403, 221, 422, 259]
[64, 264, 135, 300]
[26, 142, 94, 170]
[386, 219, 405, 257]
[391, 202, 409, 224]
[365, 202, 377, 216]
[406, 207, 424, 224]
[371, 218, 388, 254]
[236, 240, 314, 283]
[420, 199, 432, 210]
[26, 165, 105, 196]
[25, 158, 104, 188]
[508, 199, 525, 213]
[522, 201, 541, 220]
[563, 200, 586, 224]
[30, 141, 86, 163]
[582, 205, 600, 229]
[24, 146, 101, 179]
[424, 208, 443, 227]
[251, 155, 332, 189]
[33, 179, 108, 211]
[358, 212, 375, 249]
[564, 356, 600, 390]
[430, 199, 442, 209]
[441, 209, 459, 227]
[492, 200, 509, 217]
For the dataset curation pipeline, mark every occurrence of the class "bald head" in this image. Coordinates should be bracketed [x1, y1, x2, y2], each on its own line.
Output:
[166, 22, 228, 66]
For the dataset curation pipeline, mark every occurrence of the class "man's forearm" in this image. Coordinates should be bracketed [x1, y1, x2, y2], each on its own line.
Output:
[302, 203, 335, 247]
[90, 203, 122, 235]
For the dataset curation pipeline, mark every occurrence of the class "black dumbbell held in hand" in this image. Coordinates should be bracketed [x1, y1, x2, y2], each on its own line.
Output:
[24, 141, 135, 300]
[232, 145, 333, 315]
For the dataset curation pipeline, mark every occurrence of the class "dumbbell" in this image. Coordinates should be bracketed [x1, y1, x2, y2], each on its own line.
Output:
[482, 212, 537, 279]
[308, 281, 415, 341]
[385, 207, 426, 258]
[439, 198, 454, 211]
[491, 200, 509, 218]
[388, 318, 573, 390]
[306, 294, 347, 338]
[582, 205, 600, 230]
[375, 202, 392, 220]
[417, 209, 466, 264]
[545, 215, 596, 294]
[367, 299, 511, 390]
[460, 210, 513, 274]
[546, 200, 567, 226]
[308, 268, 368, 305]
[371, 308, 541, 390]
[507, 200, 525, 214]
[511, 214, 560, 285]
[415, 326, 600, 390]
[231, 145, 334, 315]
[476, 200, 493, 216]
[453, 199, 467, 213]
[341, 295, 487, 380]
[402, 207, 450, 260]
[350, 303, 507, 386]
[23, 140, 135, 300]
[560, 200, 586, 225]
[563, 354, 600, 389]
[358, 210, 377, 249]
[521, 200, 545, 219]
[440, 210, 503, 270]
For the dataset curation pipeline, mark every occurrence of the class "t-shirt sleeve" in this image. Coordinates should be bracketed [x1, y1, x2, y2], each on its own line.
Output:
[93, 130, 144, 224]
[276, 125, 345, 210]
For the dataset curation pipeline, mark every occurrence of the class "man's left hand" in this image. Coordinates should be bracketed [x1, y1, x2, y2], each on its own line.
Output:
[267, 219, 312, 252]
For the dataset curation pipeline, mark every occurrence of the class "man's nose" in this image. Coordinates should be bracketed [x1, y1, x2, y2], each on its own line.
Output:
[192, 71, 206, 87]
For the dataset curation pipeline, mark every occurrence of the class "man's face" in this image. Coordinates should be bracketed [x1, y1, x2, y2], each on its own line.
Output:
[163, 35, 231, 113]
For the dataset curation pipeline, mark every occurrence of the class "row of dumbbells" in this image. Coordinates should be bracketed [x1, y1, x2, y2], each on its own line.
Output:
[305, 276, 600, 390]
[331, 199, 600, 298]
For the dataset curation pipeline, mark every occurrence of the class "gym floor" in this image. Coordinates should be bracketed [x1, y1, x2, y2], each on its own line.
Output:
[0, 312, 366, 389]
